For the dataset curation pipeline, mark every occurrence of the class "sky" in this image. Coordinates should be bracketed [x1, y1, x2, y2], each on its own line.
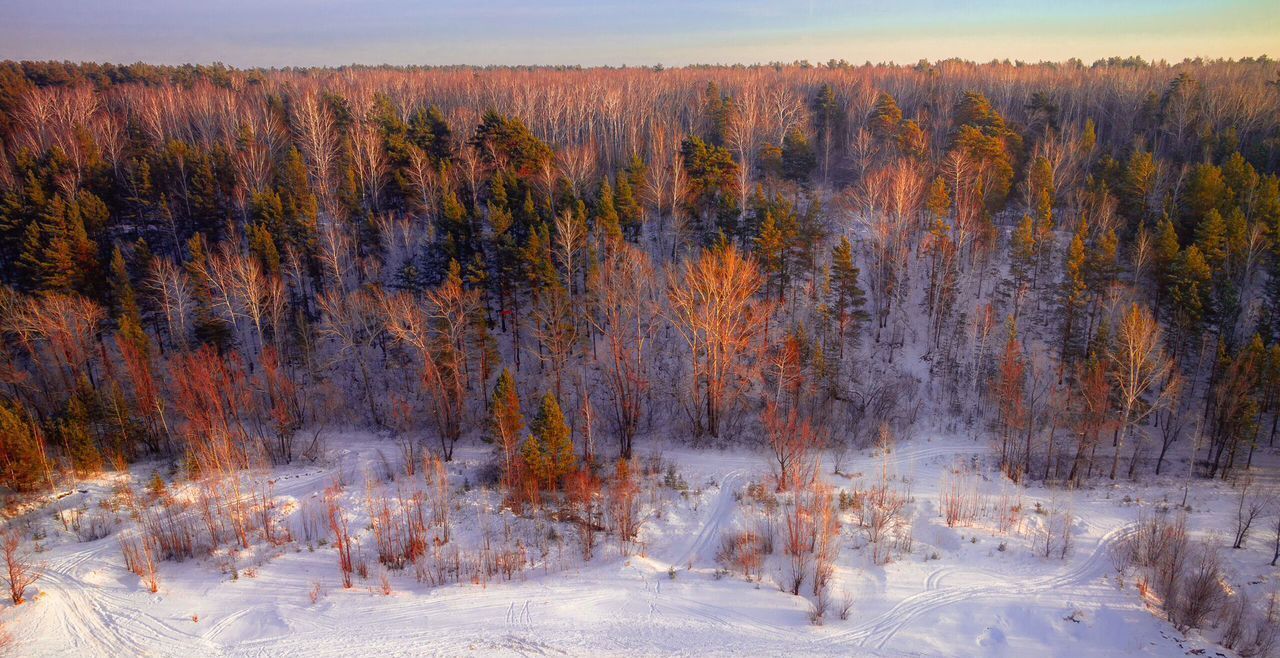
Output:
[0, 0, 1276, 68]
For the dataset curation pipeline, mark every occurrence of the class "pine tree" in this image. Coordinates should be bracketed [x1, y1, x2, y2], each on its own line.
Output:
[1194, 208, 1227, 268]
[1169, 245, 1211, 347]
[465, 273, 499, 403]
[1223, 207, 1248, 273]
[1084, 227, 1118, 296]
[1153, 215, 1181, 299]
[614, 171, 643, 240]
[755, 211, 787, 298]
[490, 369, 525, 490]
[1029, 156, 1055, 226]
[0, 171, 48, 269]
[440, 188, 471, 262]
[520, 432, 549, 492]
[1081, 118, 1097, 153]
[923, 216, 958, 349]
[680, 136, 740, 238]
[278, 147, 320, 255]
[188, 151, 225, 239]
[898, 119, 928, 160]
[926, 176, 951, 219]
[247, 223, 281, 278]
[1010, 215, 1037, 305]
[409, 105, 453, 162]
[869, 92, 903, 143]
[75, 190, 110, 243]
[595, 178, 622, 245]
[701, 82, 731, 146]
[64, 197, 99, 295]
[520, 189, 538, 228]
[0, 401, 47, 492]
[1257, 175, 1280, 248]
[60, 382, 102, 475]
[829, 236, 867, 359]
[1183, 163, 1226, 236]
[109, 246, 140, 324]
[186, 233, 232, 349]
[17, 195, 80, 293]
[1122, 150, 1157, 224]
[1061, 220, 1088, 362]
[523, 391, 575, 489]
[487, 186, 521, 333]
[950, 92, 1020, 214]
[812, 84, 840, 184]
[780, 128, 816, 184]
[127, 156, 154, 227]
[1221, 152, 1258, 206]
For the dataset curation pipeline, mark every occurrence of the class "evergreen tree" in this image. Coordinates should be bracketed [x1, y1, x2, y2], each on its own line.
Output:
[1220, 152, 1258, 212]
[829, 236, 868, 359]
[522, 222, 558, 293]
[680, 136, 740, 239]
[1061, 219, 1088, 361]
[59, 381, 102, 475]
[0, 400, 47, 492]
[1256, 175, 1280, 245]
[16, 202, 58, 291]
[1169, 245, 1211, 348]
[186, 233, 232, 349]
[278, 147, 320, 256]
[0, 171, 48, 273]
[248, 223, 281, 277]
[869, 92, 903, 144]
[1194, 208, 1227, 268]
[755, 211, 787, 298]
[898, 119, 928, 160]
[109, 246, 140, 324]
[701, 82, 732, 146]
[614, 171, 643, 240]
[409, 105, 453, 162]
[1081, 118, 1097, 154]
[1223, 207, 1248, 273]
[522, 391, 575, 489]
[1084, 227, 1119, 293]
[16, 193, 95, 294]
[1029, 156, 1054, 227]
[950, 92, 1021, 215]
[1122, 150, 1158, 225]
[1182, 162, 1227, 237]
[440, 187, 472, 263]
[1010, 215, 1037, 296]
[1153, 215, 1181, 297]
[926, 176, 951, 219]
[811, 83, 841, 184]
[490, 368, 525, 489]
[594, 178, 622, 244]
[780, 128, 816, 184]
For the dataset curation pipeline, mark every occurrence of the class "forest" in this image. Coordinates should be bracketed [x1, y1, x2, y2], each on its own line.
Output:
[1, 56, 1280, 655]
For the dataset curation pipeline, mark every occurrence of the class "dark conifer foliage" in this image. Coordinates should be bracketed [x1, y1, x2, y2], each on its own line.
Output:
[0, 57, 1277, 493]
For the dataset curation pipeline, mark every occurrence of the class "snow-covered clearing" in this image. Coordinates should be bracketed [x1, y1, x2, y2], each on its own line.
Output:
[4, 431, 1275, 657]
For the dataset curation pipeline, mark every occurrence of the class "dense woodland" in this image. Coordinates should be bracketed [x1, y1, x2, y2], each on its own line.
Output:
[0, 57, 1279, 502]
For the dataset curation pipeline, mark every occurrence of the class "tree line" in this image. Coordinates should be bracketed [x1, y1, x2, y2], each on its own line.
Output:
[0, 57, 1278, 497]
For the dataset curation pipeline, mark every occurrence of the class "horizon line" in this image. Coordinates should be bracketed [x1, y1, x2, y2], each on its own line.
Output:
[5, 53, 1275, 72]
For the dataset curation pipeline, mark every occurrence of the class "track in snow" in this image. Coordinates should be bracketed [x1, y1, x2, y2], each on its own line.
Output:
[821, 522, 1135, 651]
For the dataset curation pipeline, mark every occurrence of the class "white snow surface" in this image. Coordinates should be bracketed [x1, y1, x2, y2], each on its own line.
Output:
[5, 430, 1275, 657]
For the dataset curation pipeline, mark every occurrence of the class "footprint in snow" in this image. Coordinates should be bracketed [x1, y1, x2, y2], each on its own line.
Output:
[977, 626, 1006, 648]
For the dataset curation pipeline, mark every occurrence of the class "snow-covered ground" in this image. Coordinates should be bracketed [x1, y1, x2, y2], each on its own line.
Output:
[4, 430, 1276, 657]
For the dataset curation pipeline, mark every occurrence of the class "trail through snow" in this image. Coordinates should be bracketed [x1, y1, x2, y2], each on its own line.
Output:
[5, 434, 1211, 657]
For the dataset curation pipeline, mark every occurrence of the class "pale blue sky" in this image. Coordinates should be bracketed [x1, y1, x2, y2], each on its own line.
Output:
[1, 1, 1276, 67]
